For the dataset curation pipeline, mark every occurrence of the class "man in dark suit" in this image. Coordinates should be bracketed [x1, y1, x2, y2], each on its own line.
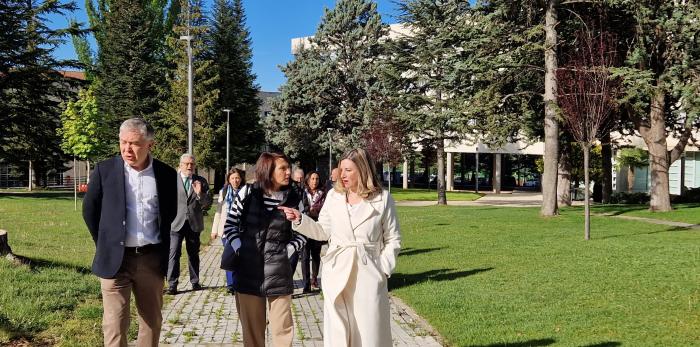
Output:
[166, 153, 212, 294]
[83, 118, 177, 347]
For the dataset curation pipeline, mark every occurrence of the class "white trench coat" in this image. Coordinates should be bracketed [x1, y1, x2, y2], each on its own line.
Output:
[292, 188, 401, 347]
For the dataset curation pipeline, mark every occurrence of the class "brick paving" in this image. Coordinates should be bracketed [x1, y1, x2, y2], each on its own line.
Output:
[156, 242, 443, 346]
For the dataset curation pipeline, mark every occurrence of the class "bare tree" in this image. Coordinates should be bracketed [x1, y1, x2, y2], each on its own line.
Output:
[558, 30, 618, 240]
[362, 114, 406, 192]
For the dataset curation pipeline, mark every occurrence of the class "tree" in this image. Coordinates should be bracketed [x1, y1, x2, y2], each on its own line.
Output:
[383, 0, 472, 205]
[558, 29, 618, 240]
[59, 85, 111, 162]
[1, 0, 80, 188]
[615, 147, 648, 193]
[210, 0, 262, 169]
[151, 0, 219, 168]
[609, 1, 700, 211]
[267, 0, 388, 164]
[96, 0, 165, 129]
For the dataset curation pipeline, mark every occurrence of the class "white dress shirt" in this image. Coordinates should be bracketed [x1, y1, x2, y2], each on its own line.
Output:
[124, 158, 160, 247]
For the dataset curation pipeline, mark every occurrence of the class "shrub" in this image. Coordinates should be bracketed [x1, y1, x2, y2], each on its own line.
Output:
[609, 192, 650, 204]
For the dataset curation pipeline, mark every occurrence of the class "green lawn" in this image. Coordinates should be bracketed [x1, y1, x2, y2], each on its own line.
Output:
[590, 203, 700, 225]
[391, 205, 700, 346]
[0, 193, 213, 346]
[390, 188, 482, 201]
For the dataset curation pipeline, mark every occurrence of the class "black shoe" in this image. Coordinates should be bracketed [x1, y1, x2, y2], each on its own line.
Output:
[192, 283, 202, 291]
[166, 287, 177, 295]
[227, 287, 236, 295]
[302, 286, 311, 294]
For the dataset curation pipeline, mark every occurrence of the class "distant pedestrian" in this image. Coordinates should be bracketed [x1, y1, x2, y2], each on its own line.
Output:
[325, 167, 339, 192]
[222, 152, 307, 347]
[211, 168, 249, 294]
[300, 170, 325, 293]
[279, 148, 401, 347]
[166, 154, 212, 295]
[83, 118, 178, 347]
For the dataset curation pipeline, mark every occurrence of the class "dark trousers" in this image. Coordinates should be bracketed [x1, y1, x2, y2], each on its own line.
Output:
[222, 239, 235, 289]
[167, 222, 200, 288]
[301, 240, 322, 290]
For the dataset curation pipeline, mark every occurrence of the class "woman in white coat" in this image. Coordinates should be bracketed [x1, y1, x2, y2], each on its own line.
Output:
[279, 148, 401, 347]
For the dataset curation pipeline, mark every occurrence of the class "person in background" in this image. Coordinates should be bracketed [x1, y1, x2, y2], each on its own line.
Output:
[300, 170, 325, 293]
[279, 148, 401, 347]
[83, 118, 178, 347]
[211, 168, 249, 295]
[325, 167, 339, 192]
[288, 167, 306, 275]
[166, 153, 212, 295]
[292, 168, 305, 185]
[222, 152, 307, 347]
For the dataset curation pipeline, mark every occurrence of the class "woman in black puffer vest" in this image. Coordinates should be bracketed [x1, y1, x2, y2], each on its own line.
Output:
[222, 152, 306, 347]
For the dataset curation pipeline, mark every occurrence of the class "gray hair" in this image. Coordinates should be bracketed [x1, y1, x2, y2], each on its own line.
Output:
[180, 153, 196, 163]
[119, 118, 154, 141]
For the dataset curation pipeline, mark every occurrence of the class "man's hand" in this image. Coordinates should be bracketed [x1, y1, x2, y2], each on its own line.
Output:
[277, 206, 301, 223]
[192, 180, 202, 195]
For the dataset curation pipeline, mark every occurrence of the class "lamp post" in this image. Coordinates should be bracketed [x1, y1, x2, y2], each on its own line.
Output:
[327, 128, 334, 176]
[223, 109, 231, 172]
[180, 5, 193, 154]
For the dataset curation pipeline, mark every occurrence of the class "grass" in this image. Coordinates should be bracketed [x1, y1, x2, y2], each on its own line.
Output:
[389, 188, 482, 201]
[391, 205, 700, 346]
[0, 192, 213, 345]
[590, 203, 700, 225]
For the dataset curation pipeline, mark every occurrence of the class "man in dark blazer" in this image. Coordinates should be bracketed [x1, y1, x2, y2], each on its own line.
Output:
[166, 153, 212, 294]
[83, 118, 177, 347]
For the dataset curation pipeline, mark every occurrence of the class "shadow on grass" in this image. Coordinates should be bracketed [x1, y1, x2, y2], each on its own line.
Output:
[0, 312, 52, 346]
[597, 225, 697, 240]
[467, 337, 556, 347]
[29, 257, 92, 274]
[389, 267, 493, 290]
[580, 342, 622, 347]
[0, 191, 83, 200]
[399, 247, 445, 257]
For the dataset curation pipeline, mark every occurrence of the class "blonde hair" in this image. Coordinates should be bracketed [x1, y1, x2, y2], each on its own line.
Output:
[334, 148, 382, 199]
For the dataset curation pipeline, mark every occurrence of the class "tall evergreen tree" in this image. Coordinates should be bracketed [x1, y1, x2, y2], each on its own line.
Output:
[96, 0, 164, 128]
[210, 0, 262, 169]
[151, 0, 219, 167]
[267, 0, 387, 164]
[1, 0, 80, 186]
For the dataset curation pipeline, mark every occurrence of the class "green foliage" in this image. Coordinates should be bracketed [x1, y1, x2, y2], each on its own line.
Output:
[614, 147, 649, 171]
[608, 191, 651, 205]
[267, 0, 387, 164]
[59, 85, 111, 161]
[209, 0, 263, 167]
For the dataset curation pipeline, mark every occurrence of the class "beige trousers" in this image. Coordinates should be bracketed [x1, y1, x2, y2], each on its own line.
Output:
[100, 250, 164, 347]
[236, 292, 293, 347]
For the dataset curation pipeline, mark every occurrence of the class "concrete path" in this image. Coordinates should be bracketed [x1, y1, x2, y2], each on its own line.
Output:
[156, 243, 443, 346]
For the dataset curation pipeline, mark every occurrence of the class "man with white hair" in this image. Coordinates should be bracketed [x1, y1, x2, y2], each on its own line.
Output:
[83, 118, 178, 347]
[166, 153, 212, 295]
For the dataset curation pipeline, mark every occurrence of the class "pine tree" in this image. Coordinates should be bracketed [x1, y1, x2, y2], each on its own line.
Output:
[96, 0, 164, 128]
[152, 0, 219, 168]
[210, 0, 262, 169]
[1, 0, 80, 186]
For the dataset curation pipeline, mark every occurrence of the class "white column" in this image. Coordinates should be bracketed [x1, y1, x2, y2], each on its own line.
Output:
[402, 159, 409, 189]
[446, 152, 454, 191]
[493, 153, 502, 194]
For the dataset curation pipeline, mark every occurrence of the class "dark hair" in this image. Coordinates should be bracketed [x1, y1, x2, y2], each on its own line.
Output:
[224, 168, 245, 190]
[304, 170, 322, 191]
[254, 152, 290, 192]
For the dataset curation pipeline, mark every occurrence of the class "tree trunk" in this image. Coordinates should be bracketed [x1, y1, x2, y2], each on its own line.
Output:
[583, 145, 591, 240]
[557, 147, 572, 207]
[601, 133, 613, 203]
[436, 139, 447, 205]
[541, 0, 560, 216]
[627, 167, 635, 193]
[86, 160, 91, 184]
[0, 230, 12, 256]
[639, 91, 672, 212]
[28, 160, 33, 191]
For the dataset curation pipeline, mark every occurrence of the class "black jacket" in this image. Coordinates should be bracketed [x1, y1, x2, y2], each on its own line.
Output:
[234, 183, 304, 297]
[82, 156, 178, 278]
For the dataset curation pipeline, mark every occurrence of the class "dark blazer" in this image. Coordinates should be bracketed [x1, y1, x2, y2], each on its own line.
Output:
[83, 156, 178, 278]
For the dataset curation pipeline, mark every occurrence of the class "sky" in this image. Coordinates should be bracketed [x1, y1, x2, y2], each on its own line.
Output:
[47, 0, 403, 92]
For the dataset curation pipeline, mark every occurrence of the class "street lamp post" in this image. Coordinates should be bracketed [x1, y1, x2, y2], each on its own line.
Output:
[180, 6, 194, 154]
[327, 128, 333, 177]
[223, 109, 231, 172]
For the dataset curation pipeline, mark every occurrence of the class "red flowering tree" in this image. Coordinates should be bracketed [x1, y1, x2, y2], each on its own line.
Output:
[362, 115, 405, 191]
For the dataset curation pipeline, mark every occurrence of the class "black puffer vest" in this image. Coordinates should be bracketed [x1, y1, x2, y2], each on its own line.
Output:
[234, 183, 303, 297]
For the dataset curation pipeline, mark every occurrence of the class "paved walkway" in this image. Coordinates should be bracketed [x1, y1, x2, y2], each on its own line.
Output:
[156, 243, 443, 346]
[396, 191, 548, 207]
